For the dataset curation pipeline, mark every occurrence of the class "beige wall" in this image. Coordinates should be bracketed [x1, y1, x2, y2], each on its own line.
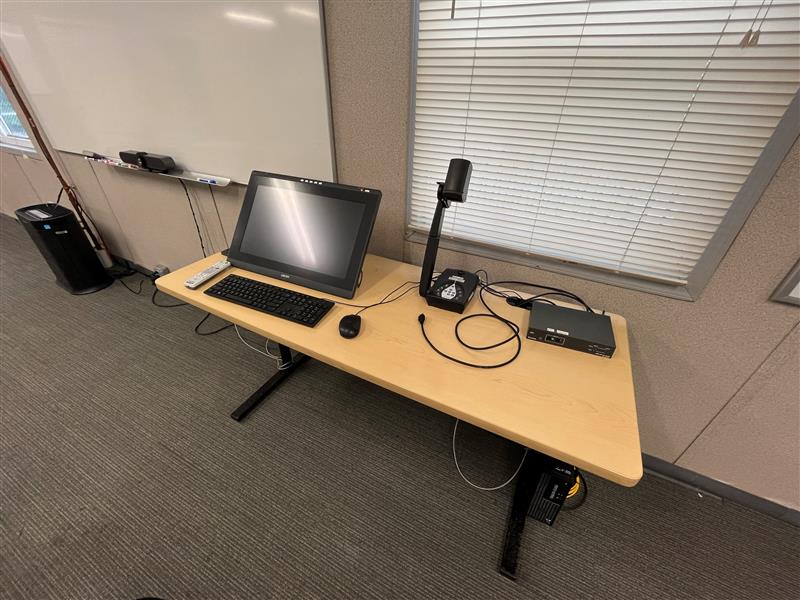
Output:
[325, 0, 411, 261]
[1, 0, 798, 510]
[677, 324, 800, 509]
[0, 149, 245, 272]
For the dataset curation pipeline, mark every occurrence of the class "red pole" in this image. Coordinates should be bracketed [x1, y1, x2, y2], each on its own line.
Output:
[0, 53, 107, 252]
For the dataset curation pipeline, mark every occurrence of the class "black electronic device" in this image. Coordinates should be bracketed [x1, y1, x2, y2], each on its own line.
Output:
[119, 150, 176, 173]
[527, 302, 616, 358]
[528, 460, 578, 526]
[14, 204, 113, 294]
[227, 171, 381, 299]
[419, 158, 478, 313]
[204, 273, 334, 327]
[338, 314, 362, 339]
[424, 269, 480, 313]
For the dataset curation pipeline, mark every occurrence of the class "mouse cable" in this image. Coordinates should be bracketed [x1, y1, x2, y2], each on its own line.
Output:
[334, 272, 442, 313]
[452, 419, 528, 491]
[356, 283, 419, 316]
[334, 280, 419, 313]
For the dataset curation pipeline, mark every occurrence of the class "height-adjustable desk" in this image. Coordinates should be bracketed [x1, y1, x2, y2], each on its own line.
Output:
[157, 252, 642, 578]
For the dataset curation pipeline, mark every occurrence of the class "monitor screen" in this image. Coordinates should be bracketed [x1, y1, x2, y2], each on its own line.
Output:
[228, 171, 381, 299]
[239, 183, 365, 279]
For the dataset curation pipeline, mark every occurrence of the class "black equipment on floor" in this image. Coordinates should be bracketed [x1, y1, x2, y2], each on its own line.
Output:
[15, 203, 112, 294]
[500, 450, 579, 579]
[205, 273, 334, 327]
[419, 158, 479, 313]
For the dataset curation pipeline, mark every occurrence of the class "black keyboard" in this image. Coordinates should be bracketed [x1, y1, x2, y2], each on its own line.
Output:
[204, 274, 335, 327]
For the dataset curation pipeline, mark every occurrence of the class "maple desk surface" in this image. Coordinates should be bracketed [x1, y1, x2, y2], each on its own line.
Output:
[157, 253, 642, 486]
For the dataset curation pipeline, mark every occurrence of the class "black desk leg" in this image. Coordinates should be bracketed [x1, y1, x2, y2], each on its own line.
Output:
[230, 344, 308, 422]
[499, 451, 544, 580]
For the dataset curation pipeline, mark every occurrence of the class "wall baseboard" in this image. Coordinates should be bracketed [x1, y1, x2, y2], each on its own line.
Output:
[643, 454, 799, 526]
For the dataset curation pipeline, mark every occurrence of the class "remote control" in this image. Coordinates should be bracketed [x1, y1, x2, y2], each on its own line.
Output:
[184, 260, 231, 289]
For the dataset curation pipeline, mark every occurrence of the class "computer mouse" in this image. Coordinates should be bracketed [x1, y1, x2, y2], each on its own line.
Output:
[338, 314, 362, 339]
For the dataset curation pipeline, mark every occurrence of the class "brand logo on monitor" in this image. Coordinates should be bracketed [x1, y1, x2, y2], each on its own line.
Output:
[280, 273, 290, 279]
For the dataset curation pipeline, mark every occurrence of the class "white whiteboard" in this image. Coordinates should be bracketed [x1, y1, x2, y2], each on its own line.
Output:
[0, 1, 334, 183]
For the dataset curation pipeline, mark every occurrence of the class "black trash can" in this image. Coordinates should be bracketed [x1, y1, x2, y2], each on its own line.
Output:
[15, 203, 112, 294]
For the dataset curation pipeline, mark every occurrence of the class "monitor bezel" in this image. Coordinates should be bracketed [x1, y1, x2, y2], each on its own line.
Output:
[227, 170, 381, 299]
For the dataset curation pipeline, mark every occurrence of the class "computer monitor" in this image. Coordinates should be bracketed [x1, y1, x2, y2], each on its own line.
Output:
[227, 171, 381, 299]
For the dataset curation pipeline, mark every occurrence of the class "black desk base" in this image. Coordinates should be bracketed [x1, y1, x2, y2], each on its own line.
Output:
[229, 342, 581, 581]
[230, 344, 308, 422]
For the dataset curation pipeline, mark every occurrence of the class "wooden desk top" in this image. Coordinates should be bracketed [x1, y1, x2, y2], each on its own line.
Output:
[157, 253, 642, 486]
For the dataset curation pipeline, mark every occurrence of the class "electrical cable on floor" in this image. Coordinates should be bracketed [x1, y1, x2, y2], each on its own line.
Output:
[452, 419, 528, 491]
[263, 339, 282, 361]
[107, 266, 138, 279]
[194, 312, 233, 336]
[118, 277, 144, 295]
[151, 285, 187, 308]
[178, 179, 207, 258]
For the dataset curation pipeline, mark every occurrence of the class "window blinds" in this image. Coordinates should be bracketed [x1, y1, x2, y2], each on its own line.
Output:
[409, 0, 800, 284]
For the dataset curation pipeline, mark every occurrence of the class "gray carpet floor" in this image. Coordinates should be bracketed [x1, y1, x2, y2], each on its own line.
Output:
[0, 215, 797, 600]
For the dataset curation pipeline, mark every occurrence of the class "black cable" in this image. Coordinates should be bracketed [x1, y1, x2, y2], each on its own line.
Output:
[194, 312, 233, 336]
[151, 285, 187, 308]
[333, 280, 419, 312]
[118, 277, 144, 295]
[55, 188, 64, 205]
[107, 264, 138, 279]
[178, 179, 207, 258]
[417, 277, 523, 369]
[416, 271, 592, 369]
[418, 313, 521, 369]
[355, 281, 418, 315]
[488, 280, 594, 313]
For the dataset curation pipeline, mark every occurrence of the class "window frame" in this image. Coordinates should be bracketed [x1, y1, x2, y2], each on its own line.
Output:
[0, 79, 36, 156]
[404, 1, 800, 301]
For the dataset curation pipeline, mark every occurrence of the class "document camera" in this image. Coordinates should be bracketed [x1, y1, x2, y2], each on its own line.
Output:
[418, 158, 479, 313]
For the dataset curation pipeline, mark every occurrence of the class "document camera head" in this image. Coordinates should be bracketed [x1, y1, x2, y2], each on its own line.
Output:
[437, 158, 472, 205]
